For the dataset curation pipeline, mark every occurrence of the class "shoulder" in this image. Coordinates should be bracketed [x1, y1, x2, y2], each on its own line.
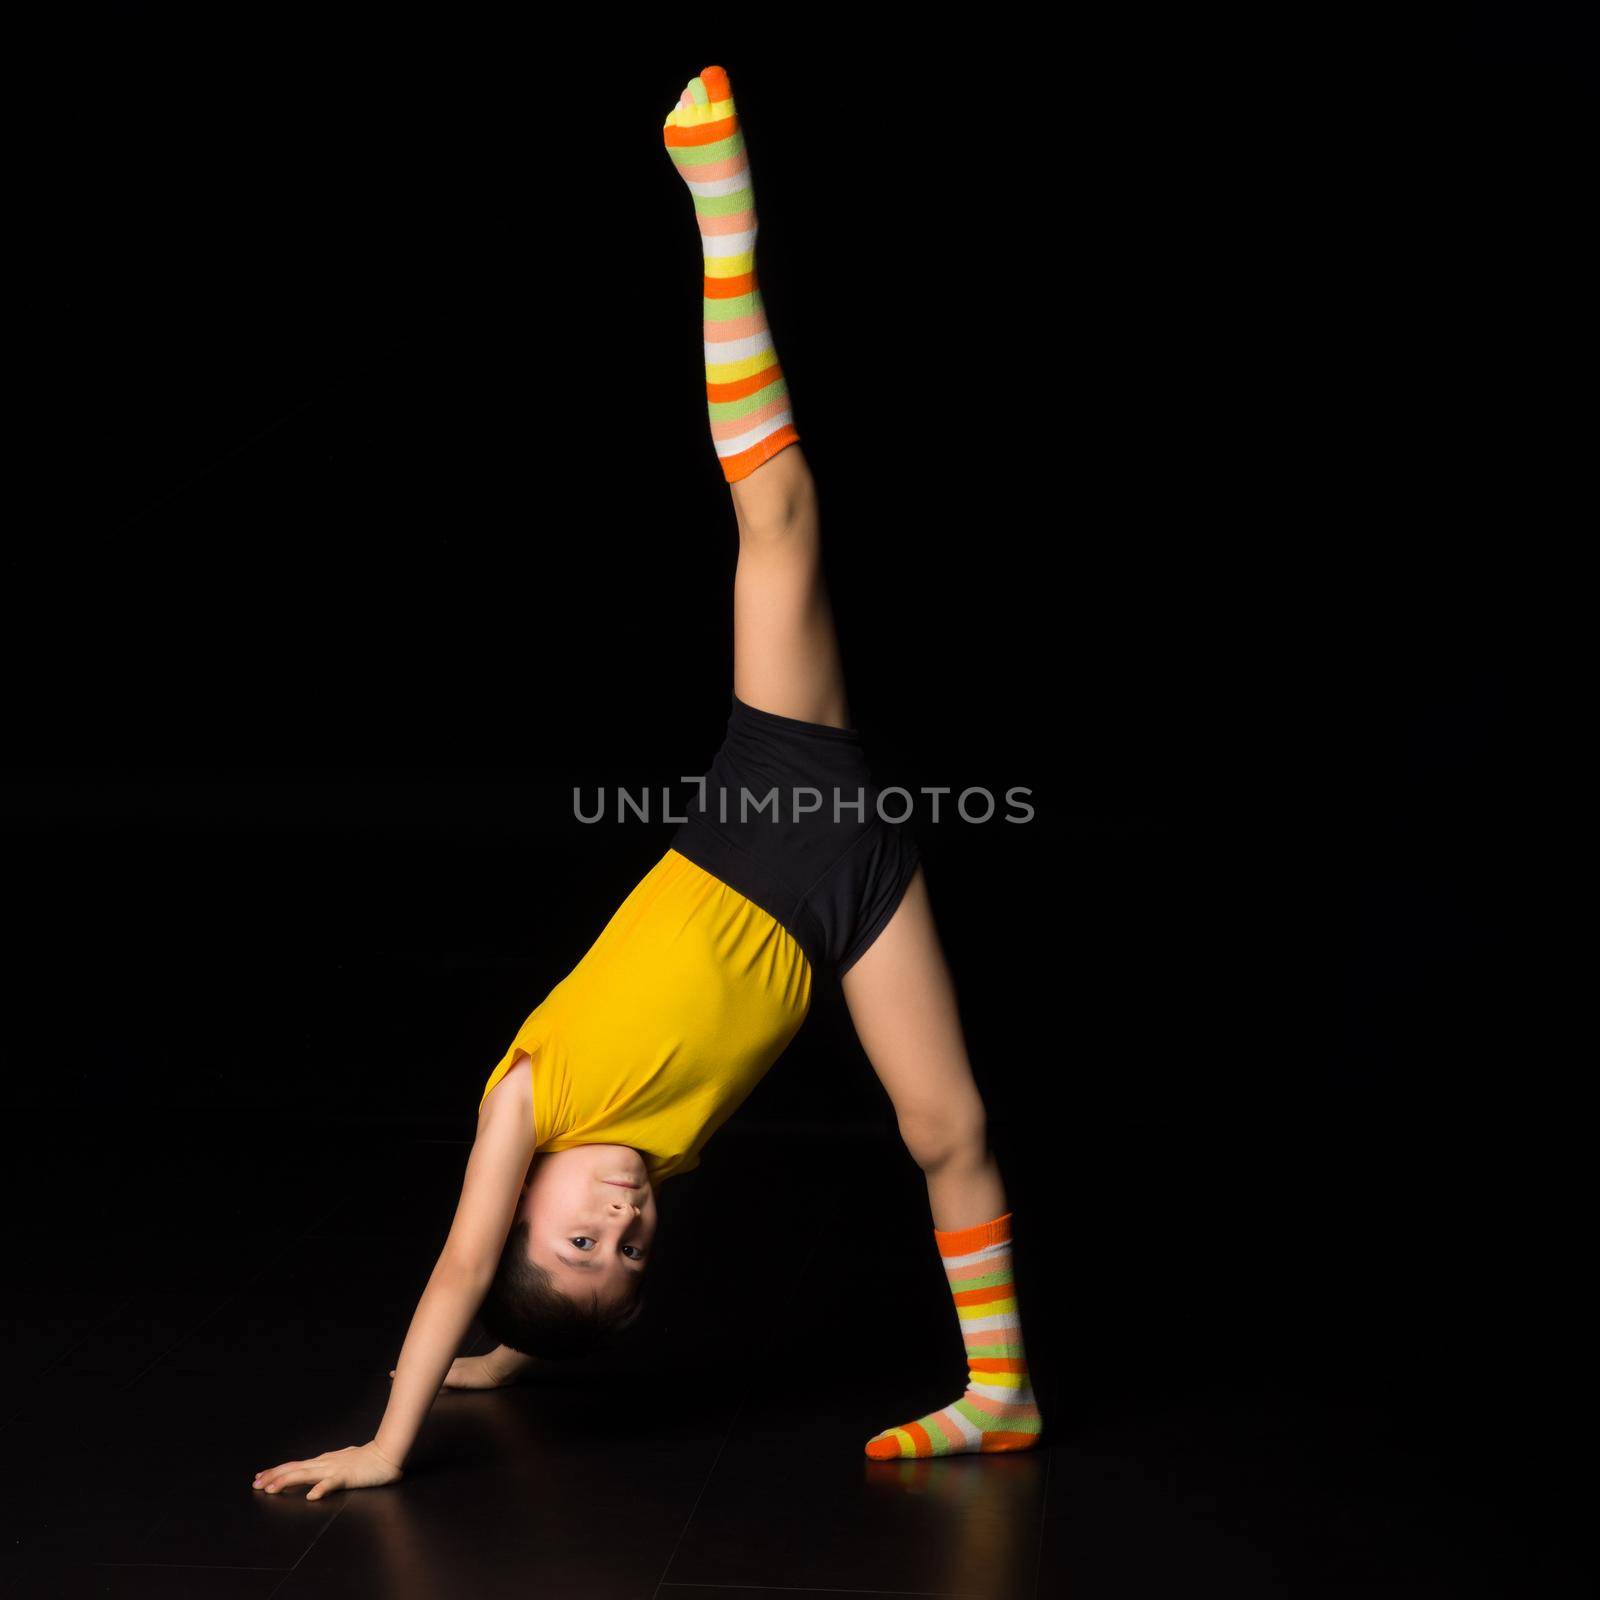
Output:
[480, 1050, 535, 1129]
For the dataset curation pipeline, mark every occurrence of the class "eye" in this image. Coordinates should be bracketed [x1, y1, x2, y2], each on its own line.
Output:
[570, 1237, 596, 1251]
[621, 1244, 644, 1261]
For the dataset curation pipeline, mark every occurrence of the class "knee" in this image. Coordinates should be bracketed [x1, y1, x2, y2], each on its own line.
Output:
[896, 1096, 989, 1174]
[735, 510, 817, 555]
[732, 462, 817, 546]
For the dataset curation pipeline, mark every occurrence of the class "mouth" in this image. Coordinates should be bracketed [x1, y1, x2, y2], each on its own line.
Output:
[602, 1179, 643, 1190]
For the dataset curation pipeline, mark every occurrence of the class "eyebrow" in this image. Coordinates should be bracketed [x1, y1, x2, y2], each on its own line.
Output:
[556, 1253, 644, 1274]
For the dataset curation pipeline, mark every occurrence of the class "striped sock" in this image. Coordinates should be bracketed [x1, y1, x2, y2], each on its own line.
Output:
[864, 1211, 1044, 1460]
[662, 64, 801, 483]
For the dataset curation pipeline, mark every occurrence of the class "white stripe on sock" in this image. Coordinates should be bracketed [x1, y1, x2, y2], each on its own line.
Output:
[958, 1312, 1020, 1335]
[942, 1406, 986, 1447]
[685, 171, 752, 199]
[968, 1378, 1030, 1404]
[703, 330, 774, 364]
[700, 227, 757, 260]
[713, 409, 793, 459]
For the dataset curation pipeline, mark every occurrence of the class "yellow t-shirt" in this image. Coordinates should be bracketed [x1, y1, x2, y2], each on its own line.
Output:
[478, 847, 812, 1183]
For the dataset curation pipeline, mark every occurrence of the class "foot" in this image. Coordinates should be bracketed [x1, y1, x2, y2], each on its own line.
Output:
[864, 1211, 1045, 1459]
[864, 1381, 1044, 1459]
[662, 64, 800, 482]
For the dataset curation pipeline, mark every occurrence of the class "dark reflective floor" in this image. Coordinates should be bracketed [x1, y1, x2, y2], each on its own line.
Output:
[2, 1114, 1589, 1598]
[10, 7, 1591, 1592]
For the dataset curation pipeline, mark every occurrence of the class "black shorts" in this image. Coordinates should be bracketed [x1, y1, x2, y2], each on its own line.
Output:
[671, 694, 922, 976]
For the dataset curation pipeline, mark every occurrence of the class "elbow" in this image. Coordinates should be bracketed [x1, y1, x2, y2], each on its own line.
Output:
[436, 1248, 499, 1297]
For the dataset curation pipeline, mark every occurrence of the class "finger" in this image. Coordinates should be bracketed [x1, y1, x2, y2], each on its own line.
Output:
[264, 1464, 319, 1494]
[306, 1476, 340, 1501]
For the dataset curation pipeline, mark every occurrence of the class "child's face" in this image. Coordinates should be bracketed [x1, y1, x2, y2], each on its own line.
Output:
[516, 1143, 658, 1309]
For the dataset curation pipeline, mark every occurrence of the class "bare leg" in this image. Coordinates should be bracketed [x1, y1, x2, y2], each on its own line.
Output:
[728, 445, 850, 729]
[840, 866, 1004, 1229]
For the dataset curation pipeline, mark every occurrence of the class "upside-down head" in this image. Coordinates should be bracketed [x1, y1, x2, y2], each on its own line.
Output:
[480, 1143, 655, 1359]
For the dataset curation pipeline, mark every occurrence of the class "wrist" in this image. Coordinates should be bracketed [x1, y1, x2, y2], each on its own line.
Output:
[370, 1438, 405, 1473]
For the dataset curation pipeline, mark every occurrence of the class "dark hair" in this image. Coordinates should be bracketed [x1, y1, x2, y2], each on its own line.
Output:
[479, 1218, 648, 1360]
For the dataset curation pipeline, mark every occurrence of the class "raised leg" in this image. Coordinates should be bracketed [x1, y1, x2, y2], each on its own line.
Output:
[842, 867, 1045, 1459]
[664, 66, 848, 729]
[731, 448, 849, 728]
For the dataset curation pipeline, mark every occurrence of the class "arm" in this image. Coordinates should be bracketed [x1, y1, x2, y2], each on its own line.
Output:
[375, 1063, 538, 1457]
[252, 1064, 539, 1498]
[403, 1342, 538, 1390]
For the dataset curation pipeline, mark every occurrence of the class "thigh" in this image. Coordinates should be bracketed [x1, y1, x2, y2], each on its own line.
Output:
[731, 457, 850, 729]
[840, 867, 988, 1143]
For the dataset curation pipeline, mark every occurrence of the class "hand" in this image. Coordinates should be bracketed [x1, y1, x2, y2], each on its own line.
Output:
[252, 1441, 402, 1500]
[390, 1352, 521, 1391]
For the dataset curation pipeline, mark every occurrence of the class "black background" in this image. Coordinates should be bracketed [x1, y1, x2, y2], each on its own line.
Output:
[4, 5, 1590, 1588]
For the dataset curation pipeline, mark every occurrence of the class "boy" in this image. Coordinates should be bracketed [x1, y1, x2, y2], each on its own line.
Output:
[252, 64, 1042, 1501]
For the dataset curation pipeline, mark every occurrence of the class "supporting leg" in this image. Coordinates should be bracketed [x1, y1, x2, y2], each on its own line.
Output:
[842, 868, 1045, 1458]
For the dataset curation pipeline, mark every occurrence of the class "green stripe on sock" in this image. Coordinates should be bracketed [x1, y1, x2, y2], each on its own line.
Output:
[702, 292, 762, 323]
[689, 185, 755, 219]
[708, 378, 789, 425]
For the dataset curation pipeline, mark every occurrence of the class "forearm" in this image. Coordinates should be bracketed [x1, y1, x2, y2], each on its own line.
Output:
[372, 1256, 491, 1467]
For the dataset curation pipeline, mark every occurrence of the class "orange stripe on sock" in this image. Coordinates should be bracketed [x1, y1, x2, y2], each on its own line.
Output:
[664, 115, 738, 150]
[706, 364, 786, 404]
[953, 1283, 1014, 1307]
[718, 424, 800, 481]
[968, 1357, 1029, 1374]
[979, 1431, 1038, 1452]
[935, 1212, 1013, 1258]
[704, 271, 757, 300]
[903, 1420, 936, 1458]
